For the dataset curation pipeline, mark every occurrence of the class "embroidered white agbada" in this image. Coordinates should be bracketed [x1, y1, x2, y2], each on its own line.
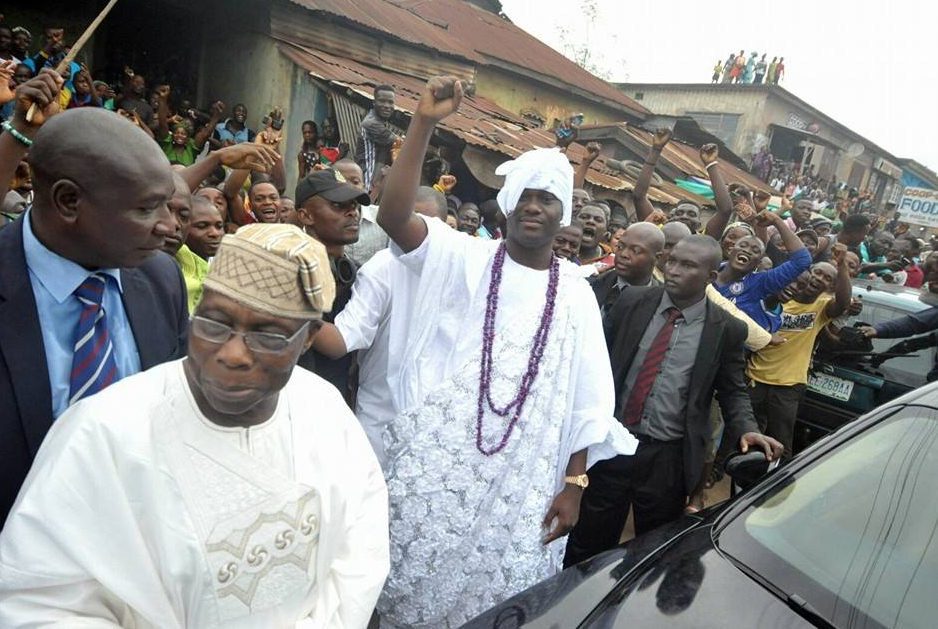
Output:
[376, 217, 636, 628]
[0, 360, 389, 629]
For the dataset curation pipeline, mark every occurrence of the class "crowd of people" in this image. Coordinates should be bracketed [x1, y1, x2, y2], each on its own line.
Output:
[0, 31, 936, 628]
[712, 51, 785, 84]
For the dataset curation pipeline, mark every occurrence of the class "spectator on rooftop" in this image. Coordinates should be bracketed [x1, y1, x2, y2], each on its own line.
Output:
[355, 84, 398, 192]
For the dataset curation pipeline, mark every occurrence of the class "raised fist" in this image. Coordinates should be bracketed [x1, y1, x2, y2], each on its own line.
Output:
[652, 127, 673, 148]
[416, 76, 465, 123]
[700, 143, 718, 165]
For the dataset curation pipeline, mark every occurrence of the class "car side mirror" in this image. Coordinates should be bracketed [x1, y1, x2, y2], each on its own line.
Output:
[724, 451, 773, 491]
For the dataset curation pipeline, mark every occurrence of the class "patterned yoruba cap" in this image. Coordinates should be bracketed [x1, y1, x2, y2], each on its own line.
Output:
[202, 224, 335, 320]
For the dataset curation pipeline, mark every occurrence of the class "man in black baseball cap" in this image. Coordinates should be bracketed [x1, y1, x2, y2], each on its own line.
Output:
[295, 168, 371, 404]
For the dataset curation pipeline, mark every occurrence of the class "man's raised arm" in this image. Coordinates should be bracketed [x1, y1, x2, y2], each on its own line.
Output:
[632, 127, 671, 222]
[376, 77, 464, 253]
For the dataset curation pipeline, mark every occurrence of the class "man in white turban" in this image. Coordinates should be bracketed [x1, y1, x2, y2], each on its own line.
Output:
[367, 76, 635, 628]
[0, 224, 390, 628]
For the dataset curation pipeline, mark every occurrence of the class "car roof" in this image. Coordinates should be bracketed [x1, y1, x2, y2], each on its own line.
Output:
[852, 278, 938, 312]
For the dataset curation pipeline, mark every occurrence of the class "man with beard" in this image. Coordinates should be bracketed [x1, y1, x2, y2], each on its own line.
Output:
[210, 103, 255, 148]
[748, 246, 851, 456]
[294, 168, 371, 402]
[714, 212, 811, 332]
[591, 222, 663, 315]
[355, 84, 398, 191]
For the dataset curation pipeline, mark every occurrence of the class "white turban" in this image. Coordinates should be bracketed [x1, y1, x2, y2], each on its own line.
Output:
[495, 148, 574, 226]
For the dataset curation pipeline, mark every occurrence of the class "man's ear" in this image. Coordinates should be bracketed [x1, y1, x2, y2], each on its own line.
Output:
[49, 179, 82, 224]
[708, 268, 719, 284]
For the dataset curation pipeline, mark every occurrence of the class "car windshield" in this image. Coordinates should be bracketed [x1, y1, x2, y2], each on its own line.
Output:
[718, 405, 938, 629]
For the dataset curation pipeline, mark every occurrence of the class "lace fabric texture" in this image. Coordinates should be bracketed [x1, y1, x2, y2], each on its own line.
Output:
[378, 284, 575, 628]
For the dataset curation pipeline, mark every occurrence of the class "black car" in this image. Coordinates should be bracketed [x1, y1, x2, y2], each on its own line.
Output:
[795, 280, 938, 453]
[461, 383, 938, 629]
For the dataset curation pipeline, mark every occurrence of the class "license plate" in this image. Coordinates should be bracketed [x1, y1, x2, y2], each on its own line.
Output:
[808, 373, 854, 402]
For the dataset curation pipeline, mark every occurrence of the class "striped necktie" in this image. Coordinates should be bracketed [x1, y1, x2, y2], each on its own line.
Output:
[69, 273, 119, 406]
[623, 307, 682, 426]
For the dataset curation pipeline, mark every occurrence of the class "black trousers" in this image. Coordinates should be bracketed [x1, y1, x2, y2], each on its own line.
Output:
[563, 440, 686, 568]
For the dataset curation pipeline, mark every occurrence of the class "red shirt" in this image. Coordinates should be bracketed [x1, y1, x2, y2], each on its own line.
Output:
[905, 264, 924, 289]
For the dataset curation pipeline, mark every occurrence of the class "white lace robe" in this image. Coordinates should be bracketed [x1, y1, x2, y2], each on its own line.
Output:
[0, 361, 389, 628]
[377, 218, 636, 628]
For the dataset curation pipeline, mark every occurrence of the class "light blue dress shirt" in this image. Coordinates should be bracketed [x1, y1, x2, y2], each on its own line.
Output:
[22, 211, 142, 419]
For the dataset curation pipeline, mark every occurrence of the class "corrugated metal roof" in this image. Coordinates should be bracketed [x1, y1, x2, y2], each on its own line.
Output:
[616, 124, 774, 194]
[284, 0, 648, 117]
[279, 42, 678, 202]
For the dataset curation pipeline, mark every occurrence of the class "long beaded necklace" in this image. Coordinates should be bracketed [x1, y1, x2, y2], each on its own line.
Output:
[476, 243, 560, 455]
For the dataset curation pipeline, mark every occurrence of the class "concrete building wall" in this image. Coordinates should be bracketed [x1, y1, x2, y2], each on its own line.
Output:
[199, 27, 328, 194]
[476, 66, 630, 129]
[625, 88, 770, 158]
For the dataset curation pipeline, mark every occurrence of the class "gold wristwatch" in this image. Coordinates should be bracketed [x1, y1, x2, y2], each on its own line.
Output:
[564, 474, 589, 489]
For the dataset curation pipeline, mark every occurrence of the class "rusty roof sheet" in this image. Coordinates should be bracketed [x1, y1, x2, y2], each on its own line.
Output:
[285, 0, 648, 117]
[279, 43, 676, 203]
[618, 124, 774, 194]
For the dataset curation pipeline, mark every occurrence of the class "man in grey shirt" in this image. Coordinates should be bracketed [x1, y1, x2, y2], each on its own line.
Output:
[564, 235, 781, 567]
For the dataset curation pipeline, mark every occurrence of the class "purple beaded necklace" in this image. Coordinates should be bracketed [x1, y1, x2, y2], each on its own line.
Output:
[476, 243, 560, 456]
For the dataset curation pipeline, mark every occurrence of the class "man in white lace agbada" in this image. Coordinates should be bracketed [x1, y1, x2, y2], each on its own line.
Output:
[0, 224, 389, 628]
[373, 76, 635, 628]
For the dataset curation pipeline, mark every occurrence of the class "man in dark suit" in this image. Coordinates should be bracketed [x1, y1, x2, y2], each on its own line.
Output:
[564, 235, 781, 567]
[590, 222, 664, 314]
[0, 72, 189, 525]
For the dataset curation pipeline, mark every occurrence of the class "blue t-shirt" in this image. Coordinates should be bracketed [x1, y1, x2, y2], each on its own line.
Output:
[714, 247, 812, 332]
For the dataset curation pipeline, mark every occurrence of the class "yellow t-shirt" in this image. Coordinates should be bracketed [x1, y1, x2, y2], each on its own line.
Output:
[174, 244, 210, 314]
[747, 295, 833, 386]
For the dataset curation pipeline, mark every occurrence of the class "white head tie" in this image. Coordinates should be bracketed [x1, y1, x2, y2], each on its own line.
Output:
[495, 148, 574, 226]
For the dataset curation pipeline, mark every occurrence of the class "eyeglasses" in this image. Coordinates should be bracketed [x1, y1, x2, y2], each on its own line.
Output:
[190, 316, 310, 354]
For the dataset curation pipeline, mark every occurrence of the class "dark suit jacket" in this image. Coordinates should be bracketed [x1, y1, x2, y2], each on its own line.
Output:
[0, 219, 189, 526]
[605, 285, 758, 493]
[589, 270, 661, 312]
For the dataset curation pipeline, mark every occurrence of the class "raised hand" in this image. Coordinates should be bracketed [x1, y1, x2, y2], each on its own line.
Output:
[700, 143, 719, 165]
[585, 141, 602, 160]
[753, 210, 778, 226]
[15, 69, 63, 128]
[736, 202, 756, 222]
[753, 189, 772, 211]
[646, 209, 668, 225]
[210, 100, 225, 118]
[652, 127, 673, 148]
[831, 242, 848, 266]
[215, 143, 281, 172]
[436, 174, 457, 193]
[416, 76, 465, 124]
[780, 194, 793, 213]
[0, 60, 16, 105]
[155, 84, 171, 101]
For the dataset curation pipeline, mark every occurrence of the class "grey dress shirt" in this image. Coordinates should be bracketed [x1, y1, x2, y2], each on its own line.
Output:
[622, 291, 707, 441]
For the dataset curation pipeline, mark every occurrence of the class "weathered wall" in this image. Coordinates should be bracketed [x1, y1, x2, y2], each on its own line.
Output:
[623, 87, 770, 159]
[199, 26, 329, 194]
[475, 66, 632, 129]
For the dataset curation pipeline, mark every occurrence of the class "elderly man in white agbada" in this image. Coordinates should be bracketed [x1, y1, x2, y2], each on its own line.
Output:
[0, 224, 389, 628]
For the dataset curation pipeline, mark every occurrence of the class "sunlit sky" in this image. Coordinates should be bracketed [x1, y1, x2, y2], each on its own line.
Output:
[501, 0, 938, 173]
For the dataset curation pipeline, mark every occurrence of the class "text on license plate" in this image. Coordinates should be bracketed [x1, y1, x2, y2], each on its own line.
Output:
[808, 373, 854, 402]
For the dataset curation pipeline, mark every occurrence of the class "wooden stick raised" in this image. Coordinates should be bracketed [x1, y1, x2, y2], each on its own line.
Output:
[25, 0, 121, 122]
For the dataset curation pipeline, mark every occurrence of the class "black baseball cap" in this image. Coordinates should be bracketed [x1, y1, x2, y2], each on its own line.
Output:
[295, 168, 371, 207]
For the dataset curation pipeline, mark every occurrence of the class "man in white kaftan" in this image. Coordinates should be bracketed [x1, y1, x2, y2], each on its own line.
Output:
[372, 77, 636, 628]
[0, 224, 389, 629]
